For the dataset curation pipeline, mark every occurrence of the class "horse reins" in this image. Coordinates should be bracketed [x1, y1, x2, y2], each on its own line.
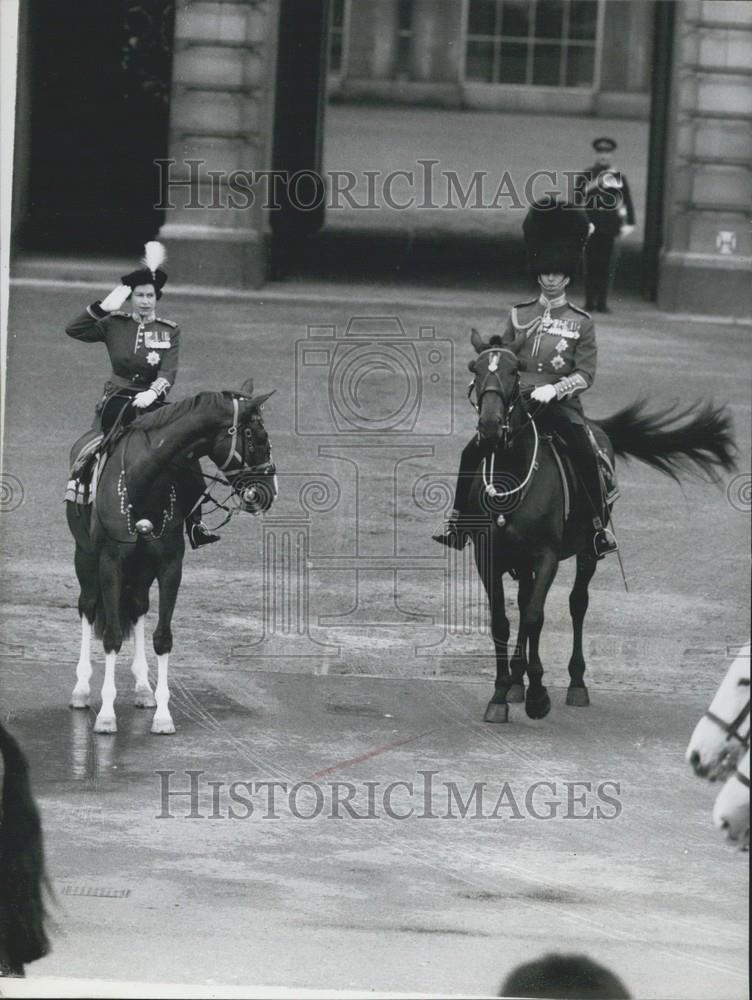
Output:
[471, 349, 542, 501]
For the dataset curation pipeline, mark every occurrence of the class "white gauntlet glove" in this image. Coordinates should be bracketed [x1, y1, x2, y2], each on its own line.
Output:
[100, 284, 132, 312]
[531, 384, 558, 404]
[620, 224, 635, 237]
[132, 389, 158, 409]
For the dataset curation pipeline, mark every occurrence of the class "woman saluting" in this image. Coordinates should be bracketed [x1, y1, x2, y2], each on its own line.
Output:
[65, 242, 219, 548]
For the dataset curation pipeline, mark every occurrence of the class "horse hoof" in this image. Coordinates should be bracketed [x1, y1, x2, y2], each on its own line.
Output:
[483, 701, 510, 724]
[70, 693, 90, 709]
[94, 715, 117, 734]
[133, 688, 157, 709]
[525, 688, 551, 720]
[151, 716, 176, 735]
[566, 686, 590, 707]
[506, 683, 525, 703]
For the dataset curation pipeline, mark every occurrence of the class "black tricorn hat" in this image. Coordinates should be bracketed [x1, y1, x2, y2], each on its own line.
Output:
[121, 241, 168, 292]
[522, 198, 590, 280]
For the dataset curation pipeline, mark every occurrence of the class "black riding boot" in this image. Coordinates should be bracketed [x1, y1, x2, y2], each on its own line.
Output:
[432, 438, 483, 550]
[568, 425, 617, 558]
[180, 460, 220, 549]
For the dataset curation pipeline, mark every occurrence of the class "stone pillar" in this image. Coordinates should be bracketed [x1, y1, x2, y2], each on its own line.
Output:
[409, 0, 464, 83]
[158, 0, 280, 289]
[344, 0, 399, 80]
[657, 1, 752, 317]
[10, 0, 32, 245]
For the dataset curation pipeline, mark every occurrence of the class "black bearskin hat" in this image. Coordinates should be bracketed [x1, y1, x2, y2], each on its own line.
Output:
[121, 241, 168, 297]
[522, 198, 590, 280]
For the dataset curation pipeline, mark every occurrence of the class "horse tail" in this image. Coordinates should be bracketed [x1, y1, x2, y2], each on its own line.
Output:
[594, 399, 737, 483]
[0, 722, 51, 972]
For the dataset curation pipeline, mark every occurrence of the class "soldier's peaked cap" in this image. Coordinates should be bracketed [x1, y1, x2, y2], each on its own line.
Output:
[522, 197, 590, 279]
[592, 136, 617, 152]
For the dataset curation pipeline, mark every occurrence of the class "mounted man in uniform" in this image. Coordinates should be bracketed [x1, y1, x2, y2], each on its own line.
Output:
[433, 199, 618, 559]
[65, 242, 219, 548]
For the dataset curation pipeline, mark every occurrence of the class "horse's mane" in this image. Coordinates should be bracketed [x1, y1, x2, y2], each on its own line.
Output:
[0, 722, 51, 971]
[132, 391, 230, 431]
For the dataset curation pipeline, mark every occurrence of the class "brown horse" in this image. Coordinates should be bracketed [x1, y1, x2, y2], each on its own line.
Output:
[66, 378, 276, 734]
[465, 332, 736, 723]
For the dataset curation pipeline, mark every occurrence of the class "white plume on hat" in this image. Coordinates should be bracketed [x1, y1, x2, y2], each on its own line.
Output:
[141, 241, 167, 278]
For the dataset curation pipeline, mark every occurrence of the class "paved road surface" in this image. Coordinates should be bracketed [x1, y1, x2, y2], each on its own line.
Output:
[1, 283, 749, 997]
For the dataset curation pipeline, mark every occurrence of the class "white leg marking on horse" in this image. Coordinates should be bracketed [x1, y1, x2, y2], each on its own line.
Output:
[95, 651, 118, 733]
[131, 616, 156, 707]
[151, 653, 175, 734]
[70, 617, 93, 708]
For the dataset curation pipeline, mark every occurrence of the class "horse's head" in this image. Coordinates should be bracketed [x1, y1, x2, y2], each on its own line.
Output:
[686, 643, 751, 780]
[209, 378, 277, 514]
[468, 329, 525, 447]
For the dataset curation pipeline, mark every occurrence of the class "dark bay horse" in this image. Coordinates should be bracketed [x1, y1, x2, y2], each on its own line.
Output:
[0, 723, 50, 977]
[66, 379, 276, 734]
[465, 332, 736, 724]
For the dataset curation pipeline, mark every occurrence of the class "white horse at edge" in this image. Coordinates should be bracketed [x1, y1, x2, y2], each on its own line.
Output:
[686, 642, 750, 849]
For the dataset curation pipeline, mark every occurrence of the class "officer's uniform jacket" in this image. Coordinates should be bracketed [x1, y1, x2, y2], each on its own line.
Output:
[500, 294, 595, 420]
[66, 301, 179, 399]
[575, 165, 635, 237]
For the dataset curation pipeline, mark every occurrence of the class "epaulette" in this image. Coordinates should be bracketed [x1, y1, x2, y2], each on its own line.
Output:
[568, 303, 591, 319]
[156, 318, 178, 328]
[112, 311, 131, 318]
[513, 297, 538, 309]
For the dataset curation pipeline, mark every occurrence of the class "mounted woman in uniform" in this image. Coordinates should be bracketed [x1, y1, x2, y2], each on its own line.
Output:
[65, 242, 218, 547]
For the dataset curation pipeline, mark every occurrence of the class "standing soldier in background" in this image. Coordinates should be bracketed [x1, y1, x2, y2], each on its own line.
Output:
[576, 138, 635, 314]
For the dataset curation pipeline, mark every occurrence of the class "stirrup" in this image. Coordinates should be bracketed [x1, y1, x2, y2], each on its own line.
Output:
[432, 512, 468, 551]
[593, 527, 618, 559]
[188, 521, 221, 549]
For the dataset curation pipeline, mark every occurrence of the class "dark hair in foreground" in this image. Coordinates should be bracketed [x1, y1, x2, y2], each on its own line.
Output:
[0, 722, 50, 977]
[499, 953, 631, 999]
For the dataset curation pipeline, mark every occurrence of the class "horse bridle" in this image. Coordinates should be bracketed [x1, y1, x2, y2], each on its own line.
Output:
[469, 348, 526, 448]
[216, 396, 275, 483]
[703, 677, 751, 749]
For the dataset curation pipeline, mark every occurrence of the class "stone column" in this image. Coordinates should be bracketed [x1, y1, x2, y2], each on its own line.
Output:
[657, 1, 752, 317]
[344, 0, 399, 81]
[409, 0, 464, 84]
[158, 0, 279, 288]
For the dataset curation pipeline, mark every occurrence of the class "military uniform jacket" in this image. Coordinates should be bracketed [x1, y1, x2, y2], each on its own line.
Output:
[500, 295, 596, 415]
[65, 302, 179, 398]
[575, 165, 635, 237]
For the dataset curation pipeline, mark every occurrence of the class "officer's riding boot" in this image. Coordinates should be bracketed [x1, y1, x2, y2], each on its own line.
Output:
[182, 461, 220, 549]
[432, 439, 482, 550]
[572, 427, 618, 559]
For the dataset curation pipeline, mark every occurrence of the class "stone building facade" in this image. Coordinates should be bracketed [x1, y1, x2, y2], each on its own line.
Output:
[11, 0, 752, 316]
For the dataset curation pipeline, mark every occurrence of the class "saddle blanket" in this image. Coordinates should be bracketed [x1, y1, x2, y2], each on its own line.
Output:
[65, 434, 103, 506]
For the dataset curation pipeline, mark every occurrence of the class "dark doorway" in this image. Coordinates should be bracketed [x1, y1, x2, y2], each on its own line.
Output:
[270, 0, 331, 276]
[21, 0, 174, 253]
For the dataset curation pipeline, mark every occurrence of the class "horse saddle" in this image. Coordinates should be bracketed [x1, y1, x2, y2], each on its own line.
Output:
[546, 426, 620, 524]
